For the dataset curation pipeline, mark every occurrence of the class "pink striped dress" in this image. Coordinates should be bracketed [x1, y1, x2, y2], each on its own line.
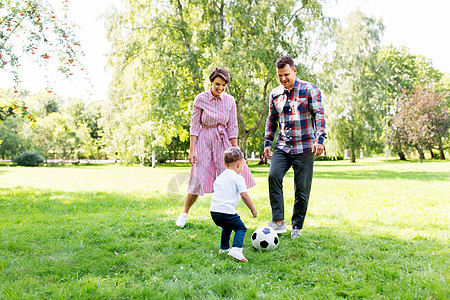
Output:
[188, 89, 256, 196]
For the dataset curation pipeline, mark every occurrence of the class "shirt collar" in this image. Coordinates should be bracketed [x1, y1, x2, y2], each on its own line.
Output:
[208, 88, 223, 100]
[273, 77, 300, 96]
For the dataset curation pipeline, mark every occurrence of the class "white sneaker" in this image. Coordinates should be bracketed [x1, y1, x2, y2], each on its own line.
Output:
[227, 247, 248, 262]
[218, 249, 230, 254]
[176, 212, 188, 227]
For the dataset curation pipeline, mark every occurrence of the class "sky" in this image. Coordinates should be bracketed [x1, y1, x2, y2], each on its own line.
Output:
[2, 0, 449, 102]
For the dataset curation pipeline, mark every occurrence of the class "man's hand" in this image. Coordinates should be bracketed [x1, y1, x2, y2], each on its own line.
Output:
[264, 147, 272, 159]
[312, 143, 324, 157]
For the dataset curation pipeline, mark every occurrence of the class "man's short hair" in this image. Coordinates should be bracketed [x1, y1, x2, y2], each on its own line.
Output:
[209, 67, 231, 84]
[224, 147, 244, 165]
[276, 56, 295, 69]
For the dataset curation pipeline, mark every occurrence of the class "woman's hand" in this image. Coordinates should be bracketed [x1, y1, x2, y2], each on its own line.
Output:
[189, 135, 198, 165]
[189, 149, 197, 165]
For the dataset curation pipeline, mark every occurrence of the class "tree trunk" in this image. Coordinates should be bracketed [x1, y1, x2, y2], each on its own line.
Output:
[428, 147, 434, 160]
[397, 149, 406, 160]
[438, 142, 445, 160]
[238, 134, 249, 159]
[258, 151, 268, 165]
[350, 148, 356, 163]
[416, 147, 424, 163]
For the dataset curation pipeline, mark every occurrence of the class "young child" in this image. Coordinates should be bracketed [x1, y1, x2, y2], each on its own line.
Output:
[210, 147, 257, 262]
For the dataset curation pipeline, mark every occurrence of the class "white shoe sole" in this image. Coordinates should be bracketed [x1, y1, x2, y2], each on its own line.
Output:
[228, 252, 248, 262]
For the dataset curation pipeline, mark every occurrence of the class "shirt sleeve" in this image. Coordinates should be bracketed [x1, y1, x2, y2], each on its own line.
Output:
[226, 97, 238, 139]
[189, 95, 202, 137]
[236, 174, 248, 194]
[264, 92, 278, 148]
[308, 84, 326, 144]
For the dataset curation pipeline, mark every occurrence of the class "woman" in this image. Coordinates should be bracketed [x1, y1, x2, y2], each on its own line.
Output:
[176, 67, 256, 227]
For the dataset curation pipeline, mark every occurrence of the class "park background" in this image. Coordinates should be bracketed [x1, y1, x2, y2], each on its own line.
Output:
[1, 0, 449, 298]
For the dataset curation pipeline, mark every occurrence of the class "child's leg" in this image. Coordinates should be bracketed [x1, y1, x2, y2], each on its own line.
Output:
[229, 216, 247, 248]
[211, 212, 232, 250]
[220, 228, 232, 250]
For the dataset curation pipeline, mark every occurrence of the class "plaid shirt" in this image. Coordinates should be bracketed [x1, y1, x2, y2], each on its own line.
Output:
[264, 78, 326, 154]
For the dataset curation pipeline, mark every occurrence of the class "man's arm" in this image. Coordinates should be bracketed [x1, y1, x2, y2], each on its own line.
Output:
[309, 84, 326, 156]
[264, 93, 278, 159]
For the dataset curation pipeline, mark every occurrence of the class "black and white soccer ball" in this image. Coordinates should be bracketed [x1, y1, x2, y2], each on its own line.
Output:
[251, 226, 279, 250]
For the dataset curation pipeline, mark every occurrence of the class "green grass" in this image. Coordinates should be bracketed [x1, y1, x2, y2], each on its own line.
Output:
[0, 160, 449, 299]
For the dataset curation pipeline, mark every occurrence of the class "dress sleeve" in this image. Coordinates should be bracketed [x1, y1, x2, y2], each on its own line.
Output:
[190, 95, 202, 137]
[226, 97, 238, 139]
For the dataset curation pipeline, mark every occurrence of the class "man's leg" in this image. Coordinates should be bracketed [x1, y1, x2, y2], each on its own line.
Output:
[268, 148, 292, 223]
[291, 152, 315, 229]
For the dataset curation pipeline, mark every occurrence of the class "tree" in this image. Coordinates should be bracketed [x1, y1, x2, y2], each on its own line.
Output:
[320, 10, 384, 162]
[389, 87, 449, 162]
[104, 0, 329, 161]
[377, 46, 442, 160]
[1, 0, 85, 123]
[0, 0, 84, 86]
[0, 116, 31, 159]
[0, 88, 36, 122]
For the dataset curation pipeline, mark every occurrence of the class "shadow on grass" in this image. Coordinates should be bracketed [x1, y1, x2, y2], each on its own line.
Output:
[313, 169, 449, 181]
[248, 166, 449, 181]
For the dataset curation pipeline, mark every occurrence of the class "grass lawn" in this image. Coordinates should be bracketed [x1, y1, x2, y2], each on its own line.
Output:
[0, 159, 449, 299]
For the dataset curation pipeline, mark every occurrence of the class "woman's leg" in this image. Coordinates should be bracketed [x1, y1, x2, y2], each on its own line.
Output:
[177, 193, 199, 227]
[183, 193, 199, 214]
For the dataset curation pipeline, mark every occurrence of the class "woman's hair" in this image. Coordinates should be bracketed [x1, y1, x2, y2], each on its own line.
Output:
[276, 56, 295, 69]
[224, 147, 244, 165]
[209, 67, 231, 84]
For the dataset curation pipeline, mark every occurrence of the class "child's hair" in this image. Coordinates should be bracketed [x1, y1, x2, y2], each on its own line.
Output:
[209, 67, 231, 84]
[224, 147, 244, 165]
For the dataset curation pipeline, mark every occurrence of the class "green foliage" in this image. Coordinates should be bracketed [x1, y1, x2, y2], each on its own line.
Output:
[377, 47, 447, 159]
[12, 151, 44, 166]
[0, 116, 32, 159]
[388, 87, 449, 162]
[320, 10, 384, 162]
[0, 161, 449, 298]
[104, 0, 330, 158]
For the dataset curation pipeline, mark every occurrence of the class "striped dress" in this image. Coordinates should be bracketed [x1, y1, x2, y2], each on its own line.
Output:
[188, 89, 256, 196]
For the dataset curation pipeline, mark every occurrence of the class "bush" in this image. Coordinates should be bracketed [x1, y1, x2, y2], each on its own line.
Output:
[13, 151, 45, 166]
[315, 155, 344, 161]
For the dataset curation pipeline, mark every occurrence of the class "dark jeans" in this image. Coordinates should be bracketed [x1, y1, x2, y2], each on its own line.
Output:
[210, 212, 247, 249]
[268, 148, 315, 229]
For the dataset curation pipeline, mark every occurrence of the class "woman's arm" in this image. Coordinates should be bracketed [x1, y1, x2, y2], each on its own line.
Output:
[189, 135, 198, 164]
[229, 138, 238, 147]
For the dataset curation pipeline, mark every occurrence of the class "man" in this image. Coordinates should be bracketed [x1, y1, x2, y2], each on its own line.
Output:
[264, 55, 326, 239]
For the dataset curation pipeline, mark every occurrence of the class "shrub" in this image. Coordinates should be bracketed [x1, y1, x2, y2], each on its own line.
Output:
[315, 155, 344, 161]
[13, 151, 45, 166]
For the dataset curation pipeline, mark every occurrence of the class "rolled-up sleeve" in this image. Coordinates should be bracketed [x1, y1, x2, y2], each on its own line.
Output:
[264, 93, 278, 148]
[189, 97, 202, 137]
[309, 84, 326, 144]
[226, 98, 238, 139]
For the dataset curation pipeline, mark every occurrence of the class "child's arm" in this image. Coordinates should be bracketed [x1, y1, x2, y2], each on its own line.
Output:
[240, 192, 257, 218]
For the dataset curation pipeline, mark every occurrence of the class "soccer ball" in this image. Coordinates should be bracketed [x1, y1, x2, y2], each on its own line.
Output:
[251, 226, 279, 250]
